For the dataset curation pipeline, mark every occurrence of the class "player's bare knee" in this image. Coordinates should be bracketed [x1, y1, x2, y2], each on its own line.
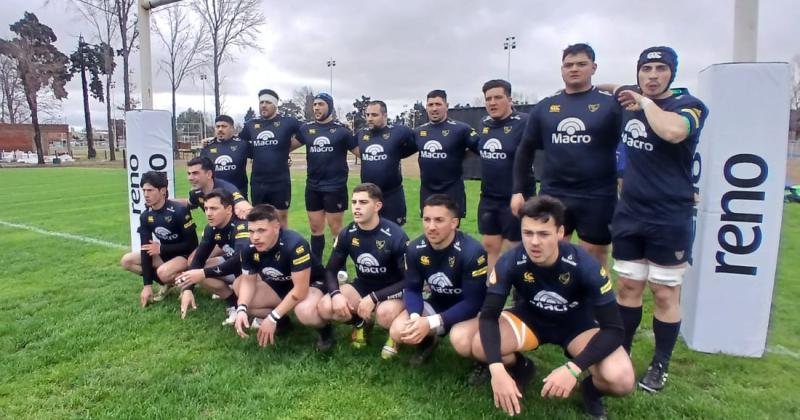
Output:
[601, 365, 636, 396]
[470, 334, 487, 361]
[449, 327, 474, 358]
[155, 265, 171, 282]
[650, 283, 679, 310]
[375, 304, 396, 329]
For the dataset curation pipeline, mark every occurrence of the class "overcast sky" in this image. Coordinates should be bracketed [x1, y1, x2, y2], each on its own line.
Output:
[1, 0, 798, 129]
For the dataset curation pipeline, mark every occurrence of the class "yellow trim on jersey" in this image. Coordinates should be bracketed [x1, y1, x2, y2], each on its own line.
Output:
[472, 266, 488, 277]
[600, 278, 613, 294]
[293, 254, 310, 266]
[235, 233, 249, 239]
[184, 222, 195, 229]
[681, 108, 701, 129]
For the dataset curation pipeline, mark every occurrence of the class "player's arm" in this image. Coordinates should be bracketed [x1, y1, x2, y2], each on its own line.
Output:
[188, 226, 215, 270]
[402, 248, 425, 316]
[325, 232, 349, 320]
[138, 219, 156, 287]
[174, 198, 191, 207]
[512, 107, 542, 195]
[369, 238, 409, 302]
[262, 244, 313, 344]
[400, 127, 418, 158]
[570, 268, 624, 371]
[465, 125, 481, 154]
[435, 250, 488, 329]
[233, 249, 257, 336]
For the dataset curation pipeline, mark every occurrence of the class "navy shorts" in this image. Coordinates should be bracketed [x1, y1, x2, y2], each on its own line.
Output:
[379, 187, 408, 226]
[305, 187, 348, 213]
[545, 192, 615, 246]
[251, 181, 291, 210]
[420, 182, 466, 218]
[349, 277, 399, 297]
[477, 195, 521, 241]
[508, 303, 598, 349]
[611, 207, 693, 266]
[266, 279, 325, 299]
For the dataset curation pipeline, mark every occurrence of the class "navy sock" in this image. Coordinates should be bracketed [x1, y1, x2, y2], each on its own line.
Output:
[618, 304, 642, 354]
[652, 317, 681, 368]
[310, 234, 325, 262]
[225, 294, 237, 308]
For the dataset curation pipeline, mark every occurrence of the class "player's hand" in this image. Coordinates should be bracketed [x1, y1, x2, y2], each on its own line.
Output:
[332, 293, 351, 319]
[141, 240, 161, 256]
[541, 364, 579, 399]
[490, 363, 523, 416]
[234, 201, 253, 219]
[510, 193, 525, 217]
[356, 296, 376, 321]
[176, 269, 205, 290]
[180, 290, 197, 319]
[234, 311, 250, 338]
[257, 317, 277, 347]
[140, 285, 153, 307]
[401, 316, 430, 344]
[617, 89, 645, 112]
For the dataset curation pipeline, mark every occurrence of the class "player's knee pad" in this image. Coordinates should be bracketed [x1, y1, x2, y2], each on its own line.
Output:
[613, 260, 649, 281]
[647, 265, 686, 287]
[500, 311, 539, 352]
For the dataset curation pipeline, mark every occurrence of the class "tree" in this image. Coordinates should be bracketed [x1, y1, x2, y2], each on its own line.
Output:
[243, 107, 255, 122]
[408, 101, 426, 127]
[292, 86, 315, 121]
[176, 107, 206, 137]
[69, 36, 109, 159]
[69, 0, 119, 160]
[278, 99, 303, 120]
[0, 55, 30, 123]
[155, 3, 209, 154]
[0, 12, 71, 164]
[113, 0, 138, 111]
[345, 95, 371, 132]
[193, 0, 265, 116]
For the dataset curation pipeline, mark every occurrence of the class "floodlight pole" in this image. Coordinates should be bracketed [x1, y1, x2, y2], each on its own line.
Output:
[733, 0, 759, 61]
[504, 36, 516, 83]
[138, 0, 183, 110]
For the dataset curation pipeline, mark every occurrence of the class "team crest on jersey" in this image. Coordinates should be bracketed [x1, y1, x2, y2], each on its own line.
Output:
[210, 148, 217, 153]
[275, 251, 281, 261]
[420, 130, 427, 137]
[675, 250, 685, 260]
[449, 256, 455, 268]
[273, 121, 281, 127]
[309, 128, 316, 134]
[198, 197, 205, 204]
[588, 104, 600, 112]
[477, 255, 486, 265]
[442, 130, 450, 137]
[147, 215, 154, 223]
[382, 132, 390, 139]
[352, 237, 360, 247]
[600, 266, 608, 278]
[559, 272, 571, 285]
[503, 126, 512, 134]
[524, 272, 535, 283]
[482, 127, 489, 134]
[376, 240, 385, 250]
[549, 104, 560, 113]
[329, 128, 336, 133]
[237, 224, 245, 231]
[254, 123, 261, 129]
[420, 255, 431, 266]
[164, 216, 172, 223]
[253, 253, 260, 262]
[231, 145, 238, 151]
[296, 245, 305, 255]
[214, 233, 222, 241]
[362, 134, 370, 141]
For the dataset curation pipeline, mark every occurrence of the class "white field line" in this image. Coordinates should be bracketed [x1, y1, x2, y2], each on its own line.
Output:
[0, 220, 127, 250]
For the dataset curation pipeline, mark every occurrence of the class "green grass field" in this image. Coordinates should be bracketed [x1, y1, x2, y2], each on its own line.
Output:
[1, 167, 798, 419]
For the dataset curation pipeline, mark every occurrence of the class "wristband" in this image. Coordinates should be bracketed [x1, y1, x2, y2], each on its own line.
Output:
[369, 292, 379, 304]
[409, 313, 421, 320]
[330, 290, 342, 298]
[427, 314, 442, 330]
[267, 313, 278, 324]
[639, 97, 654, 110]
[269, 309, 282, 321]
[236, 304, 248, 313]
[565, 362, 580, 379]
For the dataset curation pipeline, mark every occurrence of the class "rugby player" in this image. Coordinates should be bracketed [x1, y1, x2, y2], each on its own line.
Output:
[387, 194, 488, 365]
[612, 46, 708, 393]
[232, 204, 330, 348]
[200, 115, 250, 196]
[185, 156, 252, 220]
[473, 79, 533, 273]
[120, 171, 198, 306]
[296, 93, 359, 263]
[315, 183, 409, 352]
[357, 100, 417, 226]
[415, 90, 480, 218]
[238, 89, 304, 227]
[451, 196, 634, 419]
[512, 43, 622, 267]
[174, 189, 250, 323]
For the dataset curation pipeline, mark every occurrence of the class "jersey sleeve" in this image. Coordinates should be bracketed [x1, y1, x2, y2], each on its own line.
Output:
[485, 251, 515, 297]
[580, 257, 616, 307]
[240, 247, 258, 275]
[138, 212, 156, 286]
[402, 245, 425, 316]
[465, 124, 480, 152]
[324, 229, 350, 292]
[290, 239, 312, 272]
[513, 104, 541, 194]
[400, 126, 418, 158]
[238, 124, 251, 142]
[189, 225, 216, 269]
[676, 100, 708, 138]
[345, 128, 358, 150]
[187, 190, 200, 210]
[439, 245, 488, 328]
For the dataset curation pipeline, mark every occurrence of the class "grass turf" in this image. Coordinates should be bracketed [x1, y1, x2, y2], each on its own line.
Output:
[0, 166, 798, 419]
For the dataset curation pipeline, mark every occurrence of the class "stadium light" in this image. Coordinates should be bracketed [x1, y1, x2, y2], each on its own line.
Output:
[504, 36, 516, 83]
[327, 57, 336, 96]
[200, 73, 207, 139]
